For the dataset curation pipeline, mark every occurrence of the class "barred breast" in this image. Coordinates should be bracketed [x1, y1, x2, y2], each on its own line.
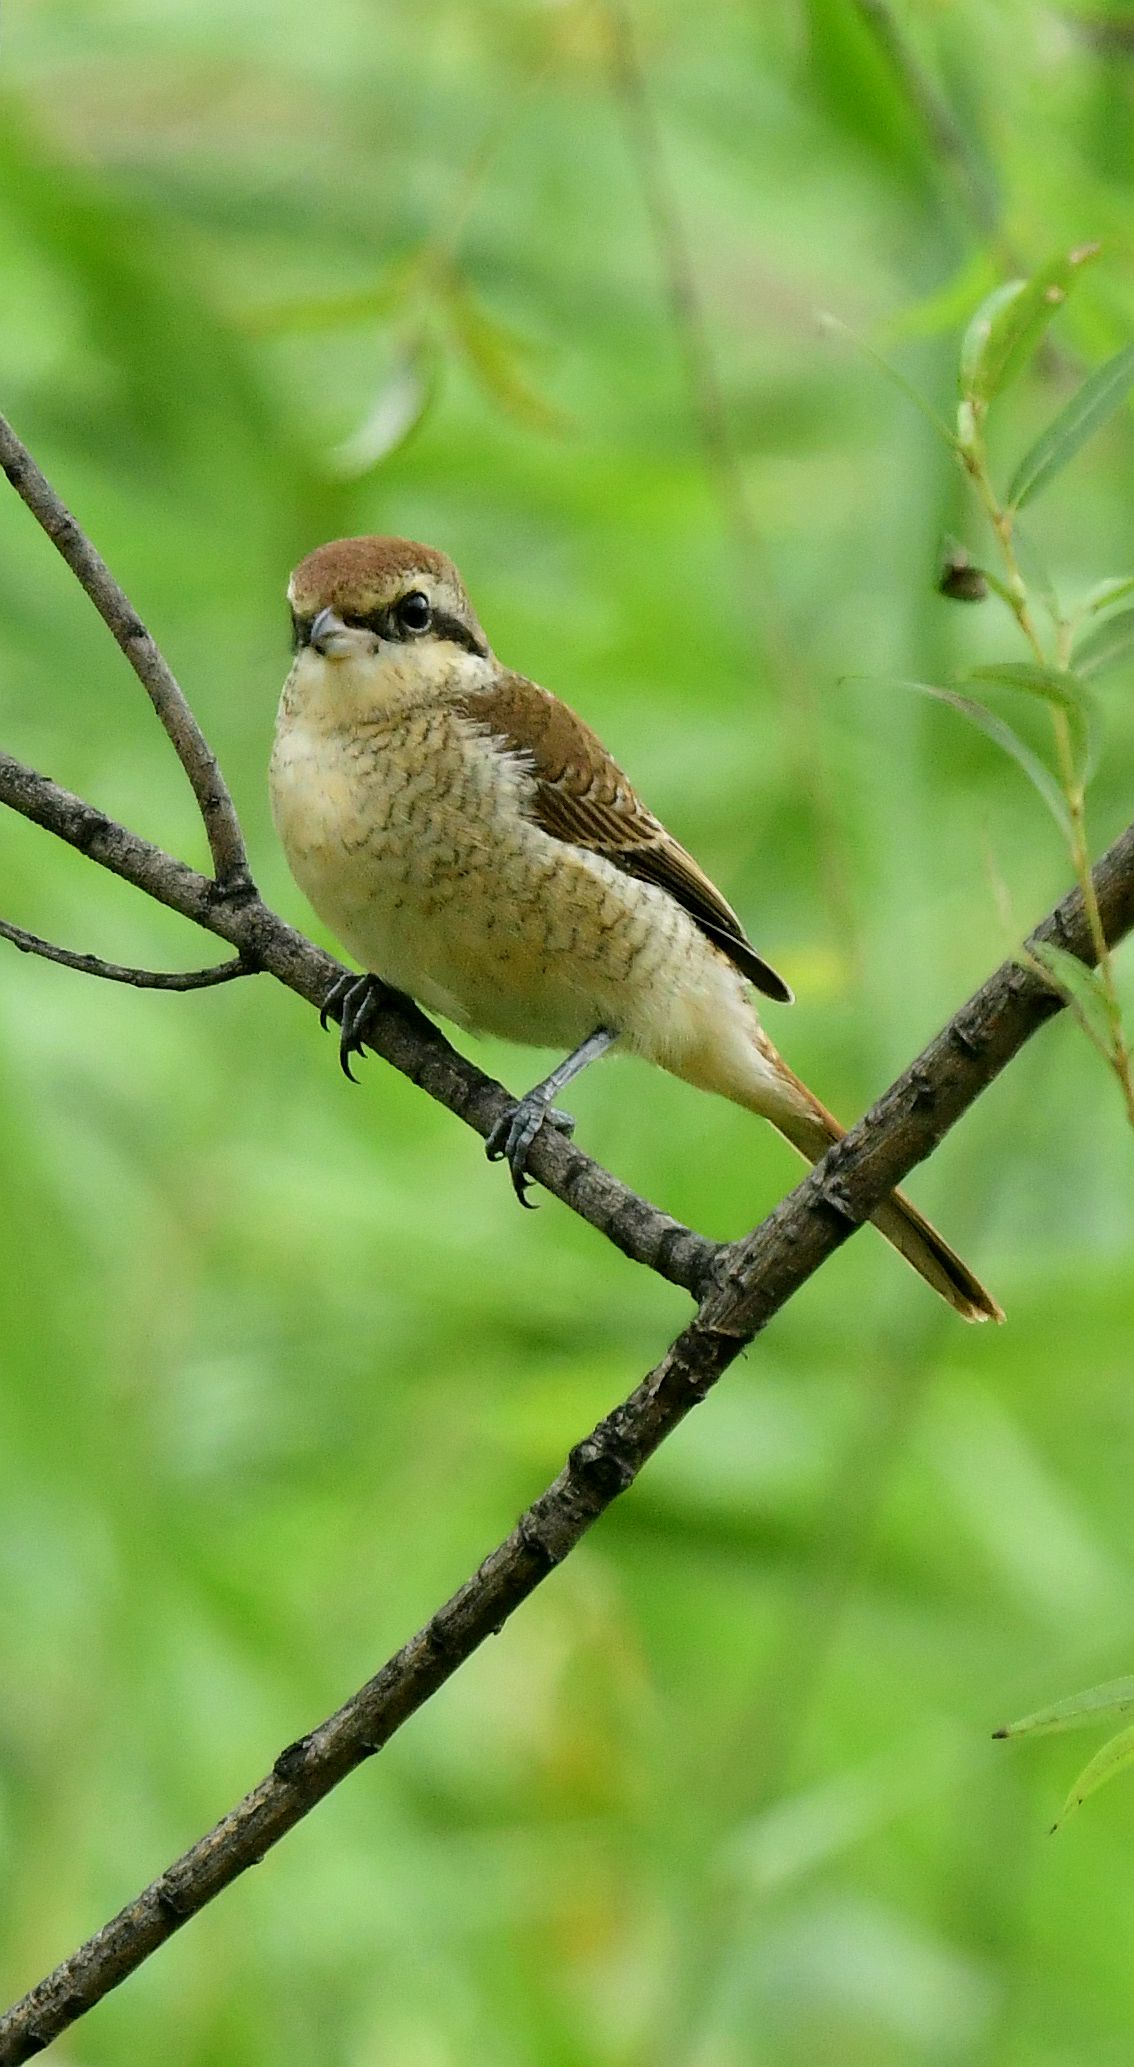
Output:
[270, 679, 722, 1053]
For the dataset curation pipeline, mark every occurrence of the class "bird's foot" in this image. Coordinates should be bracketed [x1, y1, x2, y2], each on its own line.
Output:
[319, 972, 387, 1082]
[485, 1096, 576, 1207]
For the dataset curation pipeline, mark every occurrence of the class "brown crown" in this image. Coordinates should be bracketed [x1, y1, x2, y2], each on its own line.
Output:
[288, 535, 464, 617]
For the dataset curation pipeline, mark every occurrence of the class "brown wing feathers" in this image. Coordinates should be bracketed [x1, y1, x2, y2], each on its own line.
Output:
[457, 673, 793, 1005]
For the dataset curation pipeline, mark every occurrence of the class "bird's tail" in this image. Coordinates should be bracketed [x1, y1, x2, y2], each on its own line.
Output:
[763, 1059, 1002, 1323]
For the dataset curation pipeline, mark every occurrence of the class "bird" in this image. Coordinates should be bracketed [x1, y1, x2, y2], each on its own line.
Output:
[269, 534, 1002, 1324]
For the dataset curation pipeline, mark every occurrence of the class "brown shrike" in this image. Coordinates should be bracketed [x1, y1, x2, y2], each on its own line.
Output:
[270, 535, 1001, 1323]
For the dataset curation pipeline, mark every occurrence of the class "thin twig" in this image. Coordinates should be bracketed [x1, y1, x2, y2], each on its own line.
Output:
[2, 809, 1133, 2064]
[0, 917, 253, 991]
[0, 410, 250, 888]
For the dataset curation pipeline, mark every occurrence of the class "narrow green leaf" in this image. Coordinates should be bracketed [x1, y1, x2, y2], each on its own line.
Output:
[446, 284, 566, 434]
[959, 280, 1026, 403]
[964, 661, 1102, 787]
[964, 659, 1089, 715]
[995, 1675, 1134, 1739]
[1073, 606, 1134, 677]
[870, 678, 1069, 833]
[819, 313, 956, 447]
[1028, 941, 1116, 1052]
[1008, 340, 1134, 510]
[1051, 1722, 1134, 1832]
[959, 244, 1100, 407]
[1083, 574, 1134, 616]
[960, 280, 1025, 395]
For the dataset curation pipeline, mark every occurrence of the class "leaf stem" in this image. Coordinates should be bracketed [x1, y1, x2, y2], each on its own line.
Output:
[962, 434, 1134, 1123]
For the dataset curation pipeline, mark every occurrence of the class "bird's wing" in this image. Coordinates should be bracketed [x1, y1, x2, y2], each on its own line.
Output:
[455, 671, 793, 1004]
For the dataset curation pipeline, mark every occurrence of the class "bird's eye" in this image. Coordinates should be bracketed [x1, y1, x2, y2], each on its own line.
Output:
[396, 591, 432, 634]
[290, 611, 313, 652]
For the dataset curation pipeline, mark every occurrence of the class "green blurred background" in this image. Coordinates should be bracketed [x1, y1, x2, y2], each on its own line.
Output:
[2, 1, 1134, 2061]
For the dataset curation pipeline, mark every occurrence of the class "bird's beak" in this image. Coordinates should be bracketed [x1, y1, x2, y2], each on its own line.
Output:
[310, 607, 360, 660]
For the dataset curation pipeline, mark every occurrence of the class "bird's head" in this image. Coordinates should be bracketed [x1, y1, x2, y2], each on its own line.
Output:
[287, 536, 491, 668]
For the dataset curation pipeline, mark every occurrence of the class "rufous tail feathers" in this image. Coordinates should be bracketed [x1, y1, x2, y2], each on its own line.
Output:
[759, 1056, 1002, 1324]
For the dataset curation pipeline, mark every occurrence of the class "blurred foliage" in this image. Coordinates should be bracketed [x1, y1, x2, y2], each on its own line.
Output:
[2, 1, 1134, 2063]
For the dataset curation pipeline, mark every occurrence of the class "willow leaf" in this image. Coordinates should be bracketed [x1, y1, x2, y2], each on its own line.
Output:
[878, 679, 1069, 833]
[1008, 341, 1134, 510]
[959, 244, 1099, 407]
[1052, 1722, 1134, 1832]
[995, 1676, 1134, 1740]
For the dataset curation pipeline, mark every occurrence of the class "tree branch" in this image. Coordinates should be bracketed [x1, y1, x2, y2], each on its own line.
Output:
[3, 413, 1132, 2064]
[0, 750, 720, 1298]
[0, 916, 254, 990]
[2, 811, 1132, 2065]
[0, 410, 250, 888]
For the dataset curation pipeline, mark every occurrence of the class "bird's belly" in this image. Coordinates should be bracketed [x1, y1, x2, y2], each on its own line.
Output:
[359, 854, 599, 1045]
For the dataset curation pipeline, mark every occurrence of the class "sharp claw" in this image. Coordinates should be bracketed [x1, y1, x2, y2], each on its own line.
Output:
[486, 1093, 564, 1205]
[320, 972, 354, 1034]
[321, 972, 386, 1081]
[510, 1129, 539, 1205]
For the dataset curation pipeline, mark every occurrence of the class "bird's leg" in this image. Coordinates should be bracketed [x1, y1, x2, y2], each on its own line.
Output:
[319, 971, 393, 1082]
[486, 1027, 618, 1207]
